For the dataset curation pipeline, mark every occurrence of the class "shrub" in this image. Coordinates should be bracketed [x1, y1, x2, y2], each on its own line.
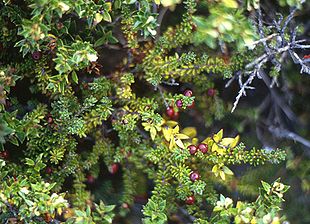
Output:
[0, 0, 309, 223]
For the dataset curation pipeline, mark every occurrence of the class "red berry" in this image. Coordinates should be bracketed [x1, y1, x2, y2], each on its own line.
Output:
[188, 145, 197, 155]
[191, 24, 197, 32]
[0, 150, 9, 159]
[86, 174, 95, 184]
[109, 163, 119, 174]
[56, 22, 64, 30]
[122, 203, 129, 209]
[207, 88, 216, 97]
[303, 54, 310, 59]
[198, 143, 208, 154]
[184, 89, 193, 97]
[47, 116, 53, 124]
[45, 167, 53, 174]
[44, 213, 52, 222]
[32, 51, 42, 60]
[171, 111, 179, 120]
[187, 101, 195, 109]
[166, 106, 175, 118]
[190, 171, 200, 182]
[186, 195, 195, 205]
[176, 99, 183, 108]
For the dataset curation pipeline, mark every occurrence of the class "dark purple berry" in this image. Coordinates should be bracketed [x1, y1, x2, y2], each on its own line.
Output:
[32, 51, 42, 60]
[86, 174, 95, 184]
[176, 99, 183, 108]
[190, 171, 200, 182]
[188, 145, 197, 155]
[198, 143, 208, 154]
[184, 89, 193, 97]
[207, 88, 216, 97]
[45, 167, 53, 174]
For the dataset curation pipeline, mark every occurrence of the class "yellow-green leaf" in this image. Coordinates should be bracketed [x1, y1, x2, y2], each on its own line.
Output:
[222, 0, 238, 8]
[213, 129, 223, 143]
[223, 166, 234, 176]
[95, 13, 103, 24]
[175, 138, 185, 149]
[161, 0, 181, 7]
[220, 135, 239, 148]
[169, 137, 175, 149]
[142, 122, 151, 131]
[150, 127, 156, 140]
[163, 127, 172, 142]
[175, 133, 189, 140]
[192, 137, 199, 145]
[231, 135, 240, 148]
[181, 127, 197, 138]
[221, 138, 235, 147]
[166, 120, 178, 127]
[212, 165, 218, 173]
[219, 171, 226, 180]
[173, 125, 180, 133]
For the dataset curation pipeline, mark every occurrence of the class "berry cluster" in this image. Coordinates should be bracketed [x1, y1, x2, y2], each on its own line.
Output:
[185, 143, 208, 205]
[165, 89, 195, 120]
[184, 143, 208, 205]
[187, 143, 208, 155]
[184, 171, 201, 205]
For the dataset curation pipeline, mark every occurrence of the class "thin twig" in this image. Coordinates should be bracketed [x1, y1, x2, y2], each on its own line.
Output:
[269, 126, 310, 149]
[245, 33, 278, 49]
[156, 85, 169, 108]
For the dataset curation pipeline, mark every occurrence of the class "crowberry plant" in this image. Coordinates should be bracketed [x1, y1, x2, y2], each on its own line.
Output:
[0, 0, 309, 223]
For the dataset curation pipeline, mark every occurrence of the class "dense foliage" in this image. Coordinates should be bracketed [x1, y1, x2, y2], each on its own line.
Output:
[0, 0, 309, 223]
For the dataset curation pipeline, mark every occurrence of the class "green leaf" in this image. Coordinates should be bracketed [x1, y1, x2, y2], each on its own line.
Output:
[94, 37, 106, 47]
[261, 181, 271, 192]
[9, 135, 19, 146]
[75, 210, 85, 217]
[25, 158, 35, 166]
[102, 11, 112, 23]
[72, 71, 79, 84]
[222, 166, 234, 175]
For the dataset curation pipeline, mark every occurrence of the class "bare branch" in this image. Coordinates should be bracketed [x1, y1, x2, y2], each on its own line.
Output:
[231, 71, 257, 112]
[269, 126, 310, 149]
